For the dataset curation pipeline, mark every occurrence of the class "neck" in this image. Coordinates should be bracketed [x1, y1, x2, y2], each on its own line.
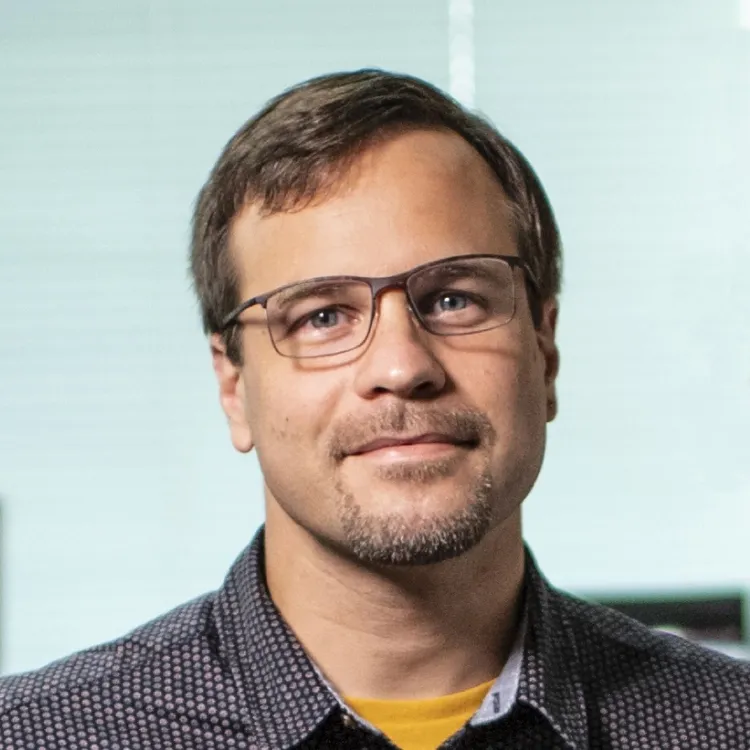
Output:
[264, 500, 526, 700]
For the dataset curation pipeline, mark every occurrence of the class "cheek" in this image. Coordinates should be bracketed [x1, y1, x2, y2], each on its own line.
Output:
[249, 386, 296, 452]
[247, 370, 348, 526]
[466, 346, 546, 441]
[246, 366, 340, 460]
[246, 381, 311, 504]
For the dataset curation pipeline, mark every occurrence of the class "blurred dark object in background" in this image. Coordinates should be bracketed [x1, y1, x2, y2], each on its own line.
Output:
[590, 592, 749, 660]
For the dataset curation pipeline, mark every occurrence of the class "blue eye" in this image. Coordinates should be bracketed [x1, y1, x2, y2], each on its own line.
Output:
[435, 293, 470, 312]
[308, 308, 341, 328]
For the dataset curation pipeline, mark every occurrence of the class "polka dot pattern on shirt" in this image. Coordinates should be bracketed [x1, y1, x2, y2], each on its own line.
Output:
[1, 528, 749, 749]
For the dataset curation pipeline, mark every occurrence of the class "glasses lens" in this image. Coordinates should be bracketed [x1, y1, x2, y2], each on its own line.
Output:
[408, 257, 516, 335]
[265, 279, 373, 358]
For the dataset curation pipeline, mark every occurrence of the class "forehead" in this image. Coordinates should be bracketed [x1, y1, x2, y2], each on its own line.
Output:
[228, 129, 517, 295]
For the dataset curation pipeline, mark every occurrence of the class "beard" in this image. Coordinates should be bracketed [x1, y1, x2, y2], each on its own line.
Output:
[327, 403, 499, 566]
[335, 459, 496, 566]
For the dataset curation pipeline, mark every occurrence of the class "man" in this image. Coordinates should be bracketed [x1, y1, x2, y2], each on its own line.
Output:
[1, 70, 748, 750]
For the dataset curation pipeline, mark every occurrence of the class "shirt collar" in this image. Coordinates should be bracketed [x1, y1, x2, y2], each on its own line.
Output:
[517, 547, 589, 750]
[470, 604, 527, 725]
[212, 528, 338, 748]
[212, 528, 588, 749]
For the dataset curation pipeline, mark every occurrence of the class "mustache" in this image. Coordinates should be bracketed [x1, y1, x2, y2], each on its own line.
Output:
[328, 404, 496, 461]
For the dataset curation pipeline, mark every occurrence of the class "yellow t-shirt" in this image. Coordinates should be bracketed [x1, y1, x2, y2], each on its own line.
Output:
[345, 678, 495, 750]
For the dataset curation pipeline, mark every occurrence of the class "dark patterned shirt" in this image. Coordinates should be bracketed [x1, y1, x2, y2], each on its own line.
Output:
[1, 528, 749, 749]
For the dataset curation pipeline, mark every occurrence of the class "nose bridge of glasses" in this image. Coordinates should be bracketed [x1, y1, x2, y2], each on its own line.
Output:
[369, 271, 409, 297]
[368, 273, 421, 325]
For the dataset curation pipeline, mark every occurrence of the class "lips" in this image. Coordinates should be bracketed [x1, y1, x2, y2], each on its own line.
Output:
[347, 433, 475, 456]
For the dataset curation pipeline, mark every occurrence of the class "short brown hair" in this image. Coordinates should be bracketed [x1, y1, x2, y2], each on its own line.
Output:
[190, 69, 562, 364]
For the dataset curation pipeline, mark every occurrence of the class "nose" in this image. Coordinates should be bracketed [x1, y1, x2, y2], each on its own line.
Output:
[352, 290, 448, 400]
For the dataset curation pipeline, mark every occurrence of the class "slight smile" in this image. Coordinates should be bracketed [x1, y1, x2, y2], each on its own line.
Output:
[347, 434, 477, 461]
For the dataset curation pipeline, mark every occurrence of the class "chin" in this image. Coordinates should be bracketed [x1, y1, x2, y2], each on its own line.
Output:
[333, 465, 499, 566]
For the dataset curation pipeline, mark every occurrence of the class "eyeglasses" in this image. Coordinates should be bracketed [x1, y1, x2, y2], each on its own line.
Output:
[221, 253, 538, 359]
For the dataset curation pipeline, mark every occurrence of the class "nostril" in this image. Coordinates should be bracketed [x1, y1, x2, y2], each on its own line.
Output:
[411, 376, 445, 399]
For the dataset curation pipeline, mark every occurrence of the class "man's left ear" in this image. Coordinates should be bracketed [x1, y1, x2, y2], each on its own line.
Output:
[536, 299, 560, 422]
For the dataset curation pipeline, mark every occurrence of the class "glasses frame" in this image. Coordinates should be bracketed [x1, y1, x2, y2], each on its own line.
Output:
[220, 253, 539, 358]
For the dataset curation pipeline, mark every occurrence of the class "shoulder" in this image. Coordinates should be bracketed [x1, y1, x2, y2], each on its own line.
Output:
[552, 587, 750, 704]
[0, 593, 215, 716]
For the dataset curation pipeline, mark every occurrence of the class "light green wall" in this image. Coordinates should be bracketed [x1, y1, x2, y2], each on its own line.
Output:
[1, 0, 748, 674]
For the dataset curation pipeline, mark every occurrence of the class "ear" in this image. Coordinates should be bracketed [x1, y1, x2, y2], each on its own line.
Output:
[210, 333, 254, 453]
[535, 299, 560, 422]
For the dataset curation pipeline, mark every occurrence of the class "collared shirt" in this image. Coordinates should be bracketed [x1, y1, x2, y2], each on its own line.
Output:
[1, 528, 749, 749]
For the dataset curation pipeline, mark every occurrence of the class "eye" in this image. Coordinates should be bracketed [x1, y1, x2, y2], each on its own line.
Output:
[306, 307, 341, 329]
[288, 305, 360, 337]
[434, 293, 470, 313]
[419, 291, 477, 317]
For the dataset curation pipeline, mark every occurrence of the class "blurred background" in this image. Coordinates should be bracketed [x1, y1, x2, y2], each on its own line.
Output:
[1, 0, 749, 674]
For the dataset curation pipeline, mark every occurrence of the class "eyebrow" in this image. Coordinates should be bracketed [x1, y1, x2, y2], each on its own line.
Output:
[415, 260, 505, 282]
[274, 279, 364, 307]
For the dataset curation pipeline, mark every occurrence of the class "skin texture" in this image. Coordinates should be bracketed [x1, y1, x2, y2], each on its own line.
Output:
[211, 128, 559, 699]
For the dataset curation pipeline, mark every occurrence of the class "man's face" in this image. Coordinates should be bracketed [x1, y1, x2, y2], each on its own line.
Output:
[213, 128, 559, 566]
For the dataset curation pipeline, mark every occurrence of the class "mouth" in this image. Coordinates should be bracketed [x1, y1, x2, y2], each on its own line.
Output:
[347, 433, 478, 458]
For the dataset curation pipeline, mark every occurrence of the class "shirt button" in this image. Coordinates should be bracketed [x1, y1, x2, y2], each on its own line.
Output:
[341, 712, 355, 728]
